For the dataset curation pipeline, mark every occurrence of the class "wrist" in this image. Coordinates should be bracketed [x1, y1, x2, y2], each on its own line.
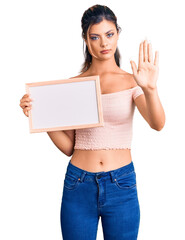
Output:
[142, 86, 157, 95]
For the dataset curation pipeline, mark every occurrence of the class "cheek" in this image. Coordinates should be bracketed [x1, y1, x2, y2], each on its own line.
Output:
[90, 42, 100, 53]
[91, 42, 97, 49]
[110, 41, 117, 52]
[112, 38, 118, 46]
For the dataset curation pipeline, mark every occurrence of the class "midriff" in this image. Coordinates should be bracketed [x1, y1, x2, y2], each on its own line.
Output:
[70, 149, 132, 172]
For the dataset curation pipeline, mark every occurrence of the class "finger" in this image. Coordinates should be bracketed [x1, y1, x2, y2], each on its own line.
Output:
[130, 60, 137, 76]
[139, 42, 143, 66]
[20, 100, 32, 109]
[20, 93, 33, 102]
[24, 109, 28, 117]
[20, 96, 32, 105]
[25, 110, 29, 117]
[23, 106, 32, 117]
[148, 43, 153, 63]
[23, 94, 29, 97]
[22, 94, 30, 100]
[154, 51, 159, 66]
[144, 40, 148, 62]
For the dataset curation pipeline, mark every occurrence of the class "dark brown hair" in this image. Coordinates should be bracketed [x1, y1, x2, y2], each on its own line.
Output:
[79, 4, 122, 73]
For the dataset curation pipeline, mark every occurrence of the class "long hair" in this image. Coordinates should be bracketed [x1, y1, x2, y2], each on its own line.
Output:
[79, 4, 122, 74]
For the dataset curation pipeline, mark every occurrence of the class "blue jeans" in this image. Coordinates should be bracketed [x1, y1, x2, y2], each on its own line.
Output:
[60, 160, 140, 240]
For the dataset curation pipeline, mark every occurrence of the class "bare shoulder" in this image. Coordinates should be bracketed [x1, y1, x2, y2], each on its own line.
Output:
[126, 73, 139, 88]
[69, 73, 87, 79]
[118, 69, 138, 88]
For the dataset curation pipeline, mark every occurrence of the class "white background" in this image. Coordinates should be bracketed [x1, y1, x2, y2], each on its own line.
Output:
[0, 0, 184, 239]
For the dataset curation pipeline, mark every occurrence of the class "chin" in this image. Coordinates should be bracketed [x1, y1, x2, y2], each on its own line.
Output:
[101, 54, 114, 59]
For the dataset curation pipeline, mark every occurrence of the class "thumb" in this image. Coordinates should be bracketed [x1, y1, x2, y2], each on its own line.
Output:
[130, 60, 137, 76]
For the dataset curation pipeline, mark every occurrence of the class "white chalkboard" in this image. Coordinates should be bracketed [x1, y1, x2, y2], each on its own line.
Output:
[25, 75, 104, 133]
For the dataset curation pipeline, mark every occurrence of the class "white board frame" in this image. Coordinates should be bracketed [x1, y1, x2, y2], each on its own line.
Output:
[25, 75, 104, 133]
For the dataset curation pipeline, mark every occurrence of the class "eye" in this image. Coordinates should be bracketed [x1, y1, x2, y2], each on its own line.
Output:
[90, 33, 114, 41]
[90, 36, 98, 40]
[107, 33, 114, 38]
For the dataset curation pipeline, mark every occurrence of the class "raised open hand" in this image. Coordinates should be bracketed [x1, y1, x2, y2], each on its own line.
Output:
[130, 39, 159, 90]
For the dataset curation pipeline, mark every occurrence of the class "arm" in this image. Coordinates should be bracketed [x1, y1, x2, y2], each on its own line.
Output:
[46, 129, 75, 157]
[143, 87, 165, 130]
[134, 88, 165, 130]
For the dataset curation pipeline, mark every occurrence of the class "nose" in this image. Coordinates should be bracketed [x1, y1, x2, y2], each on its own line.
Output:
[100, 37, 108, 48]
[101, 42, 108, 48]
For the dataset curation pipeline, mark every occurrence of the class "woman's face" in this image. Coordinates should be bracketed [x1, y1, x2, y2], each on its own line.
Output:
[85, 19, 119, 60]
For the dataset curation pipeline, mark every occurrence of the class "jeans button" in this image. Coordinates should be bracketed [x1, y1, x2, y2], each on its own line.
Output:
[97, 175, 102, 179]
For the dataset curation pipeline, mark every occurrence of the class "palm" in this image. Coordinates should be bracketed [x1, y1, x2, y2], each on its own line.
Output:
[130, 40, 159, 90]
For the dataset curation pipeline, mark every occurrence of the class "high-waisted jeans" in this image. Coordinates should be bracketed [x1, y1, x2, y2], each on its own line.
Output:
[60, 160, 140, 240]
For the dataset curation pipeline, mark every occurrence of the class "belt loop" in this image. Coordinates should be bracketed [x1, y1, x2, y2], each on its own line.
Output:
[79, 172, 86, 182]
[109, 171, 116, 183]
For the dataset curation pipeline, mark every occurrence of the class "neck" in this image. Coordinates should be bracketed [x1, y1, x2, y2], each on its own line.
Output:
[87, 56, 120, 76]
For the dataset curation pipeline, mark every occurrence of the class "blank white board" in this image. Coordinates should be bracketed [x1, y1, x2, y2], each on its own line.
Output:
[25, 75, 104, 133]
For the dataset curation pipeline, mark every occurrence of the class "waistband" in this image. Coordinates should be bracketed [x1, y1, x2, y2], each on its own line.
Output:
[66, 160, 135, 183]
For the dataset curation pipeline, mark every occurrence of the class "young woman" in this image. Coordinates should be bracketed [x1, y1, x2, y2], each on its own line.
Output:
[19, 4, 165, 240]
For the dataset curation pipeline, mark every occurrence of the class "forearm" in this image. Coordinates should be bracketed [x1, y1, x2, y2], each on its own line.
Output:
[142, 87, 166, 130]
[46, 131, 74, 156]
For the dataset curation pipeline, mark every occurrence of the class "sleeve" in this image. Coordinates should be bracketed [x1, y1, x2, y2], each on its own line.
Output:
[132, 86, 144, 100]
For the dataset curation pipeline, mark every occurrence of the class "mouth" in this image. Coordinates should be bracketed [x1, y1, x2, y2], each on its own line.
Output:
[100, 49, 111, 54]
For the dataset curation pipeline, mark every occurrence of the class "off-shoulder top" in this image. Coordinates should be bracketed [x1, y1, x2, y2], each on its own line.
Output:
[74, 85, 144, 150]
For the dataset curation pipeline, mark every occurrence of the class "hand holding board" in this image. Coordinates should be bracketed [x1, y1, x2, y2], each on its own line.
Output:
[25, 75, 104, 133]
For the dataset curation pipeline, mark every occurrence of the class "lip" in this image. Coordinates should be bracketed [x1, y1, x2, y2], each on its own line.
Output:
[100, 49, 111, 54]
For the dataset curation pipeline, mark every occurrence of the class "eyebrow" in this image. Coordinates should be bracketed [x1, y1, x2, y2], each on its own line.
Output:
[89, 29, 114, 36]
